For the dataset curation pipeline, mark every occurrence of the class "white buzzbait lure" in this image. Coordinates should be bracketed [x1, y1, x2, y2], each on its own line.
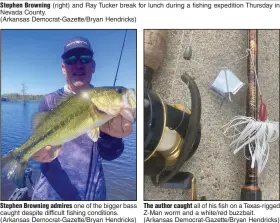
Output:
[222, 116, 279, 176]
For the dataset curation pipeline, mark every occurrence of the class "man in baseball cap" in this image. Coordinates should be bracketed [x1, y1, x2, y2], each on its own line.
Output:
[59, 36, 96, 93]
[31, 36, 133, 201]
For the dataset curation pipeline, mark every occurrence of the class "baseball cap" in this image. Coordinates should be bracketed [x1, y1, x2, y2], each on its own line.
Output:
[61, 36, 94, 59]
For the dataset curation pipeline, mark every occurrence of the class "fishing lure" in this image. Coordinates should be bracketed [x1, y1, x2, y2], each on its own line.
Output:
[223, 115, 279, 175]
[222, 47, 279, 176]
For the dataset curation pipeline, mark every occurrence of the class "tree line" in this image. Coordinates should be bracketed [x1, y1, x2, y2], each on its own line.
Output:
[1, 93, 43, 101]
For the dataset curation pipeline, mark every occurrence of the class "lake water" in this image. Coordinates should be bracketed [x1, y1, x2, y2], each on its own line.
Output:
[1, 101, 136, 201]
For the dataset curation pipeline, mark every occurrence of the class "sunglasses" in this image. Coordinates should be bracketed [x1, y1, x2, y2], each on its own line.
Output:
[64, 55, 93, 65]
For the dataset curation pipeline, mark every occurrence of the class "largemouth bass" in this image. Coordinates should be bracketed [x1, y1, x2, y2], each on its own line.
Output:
[1, 86, 136, 187]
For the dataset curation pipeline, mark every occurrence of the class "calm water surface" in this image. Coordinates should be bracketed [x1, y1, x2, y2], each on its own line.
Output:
[1, 101, 136, 200]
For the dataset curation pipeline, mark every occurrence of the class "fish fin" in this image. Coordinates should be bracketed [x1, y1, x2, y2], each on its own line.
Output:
[87, 128, 100, 142]
[31, 111, 49, 130]
[1, 149, 27, 188]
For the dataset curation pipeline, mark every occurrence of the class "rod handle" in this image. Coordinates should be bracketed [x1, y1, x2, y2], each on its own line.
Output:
[241, 187, 262, 201]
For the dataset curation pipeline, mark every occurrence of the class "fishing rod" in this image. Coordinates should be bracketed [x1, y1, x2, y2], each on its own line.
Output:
[113, 30, 128, 86]
[241, 29, 261, 200]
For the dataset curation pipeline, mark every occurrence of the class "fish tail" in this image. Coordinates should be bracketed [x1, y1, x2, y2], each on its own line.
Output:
[1, 149, 27, 188]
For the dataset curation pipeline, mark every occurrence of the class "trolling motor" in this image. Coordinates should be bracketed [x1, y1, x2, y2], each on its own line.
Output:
[144, 30, 204, 200]
[9, 168, 33, 201]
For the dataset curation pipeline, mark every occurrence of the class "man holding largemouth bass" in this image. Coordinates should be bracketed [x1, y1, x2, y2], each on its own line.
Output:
[1, 36, 136, 200]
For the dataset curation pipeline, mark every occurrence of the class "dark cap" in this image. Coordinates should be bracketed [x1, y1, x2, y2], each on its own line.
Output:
[61, 36, 94, 59]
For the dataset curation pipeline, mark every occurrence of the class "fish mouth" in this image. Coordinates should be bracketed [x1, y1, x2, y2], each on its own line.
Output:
[128, 89, 136, 105]
[120, 108, 135, 123]
[123, 89, 136, 105]
[91, 88, 136, 122]
[120, 89, 136, 122]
